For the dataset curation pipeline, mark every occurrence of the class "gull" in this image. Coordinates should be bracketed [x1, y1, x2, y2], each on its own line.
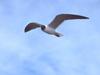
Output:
[24, 14, 89, 37]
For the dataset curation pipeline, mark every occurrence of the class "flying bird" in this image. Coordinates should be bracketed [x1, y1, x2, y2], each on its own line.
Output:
[24, 14, 89, 37]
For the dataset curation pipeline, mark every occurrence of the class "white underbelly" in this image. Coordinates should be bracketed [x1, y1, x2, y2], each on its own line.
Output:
[43, 26, 55, 34]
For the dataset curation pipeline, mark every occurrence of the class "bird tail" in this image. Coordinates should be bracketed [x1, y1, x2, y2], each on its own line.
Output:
[54, 32, 63, 37]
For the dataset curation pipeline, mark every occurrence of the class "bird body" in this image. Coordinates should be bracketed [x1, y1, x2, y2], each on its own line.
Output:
[41, 25, 63, 37]
[42, 25, 55, 34]
[24, 14, 89, 37]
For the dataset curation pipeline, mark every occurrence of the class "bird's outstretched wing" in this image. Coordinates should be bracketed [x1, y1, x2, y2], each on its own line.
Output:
[24, 23, 41, 32]
[48, 14, 89, 29]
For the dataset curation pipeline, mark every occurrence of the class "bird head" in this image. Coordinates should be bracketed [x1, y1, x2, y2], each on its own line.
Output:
[41, 25, 46, 30]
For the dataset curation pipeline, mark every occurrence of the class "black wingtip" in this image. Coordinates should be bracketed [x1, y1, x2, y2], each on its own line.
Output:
[24, 27, 29, 33]
[77, 15, 89, 19]
[84, 16, 89, 19]
[24, 25, 32, 33]
[24, 30, 27, 32]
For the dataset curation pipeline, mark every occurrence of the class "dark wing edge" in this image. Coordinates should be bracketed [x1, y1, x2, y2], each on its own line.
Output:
[24, 23, 41, 32]
[48, 14, 89, 29]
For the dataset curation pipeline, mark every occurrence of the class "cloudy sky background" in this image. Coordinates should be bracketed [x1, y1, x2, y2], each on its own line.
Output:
[0, 0, 100, 75]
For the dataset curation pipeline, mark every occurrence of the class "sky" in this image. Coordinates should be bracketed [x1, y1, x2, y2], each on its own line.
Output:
[0, 0, 100, 75]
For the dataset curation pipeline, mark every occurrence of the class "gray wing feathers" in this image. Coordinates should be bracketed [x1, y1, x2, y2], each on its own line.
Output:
[24, 23, 41, 32]
[48, 14, 89, 29]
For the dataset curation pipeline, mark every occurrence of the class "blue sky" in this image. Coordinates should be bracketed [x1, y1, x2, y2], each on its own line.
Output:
[0, 0, 100, 75]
